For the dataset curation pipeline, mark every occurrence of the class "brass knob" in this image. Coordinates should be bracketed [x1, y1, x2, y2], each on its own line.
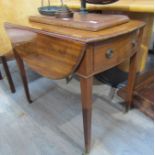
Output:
[105, 49, 113, 59]
[132, 40, 137, 48]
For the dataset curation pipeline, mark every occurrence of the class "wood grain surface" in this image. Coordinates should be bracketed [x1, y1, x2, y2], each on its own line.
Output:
[5, 26, 86, 79]
[29, 13, 129, 31]
[5, 19, 145, 43]
[93, 31, 138, 73]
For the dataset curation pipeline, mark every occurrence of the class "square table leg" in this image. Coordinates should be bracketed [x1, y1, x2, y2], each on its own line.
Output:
[126, 52, 138, 112]
[80, 76, 93, 154]
[14, 50, 32, 103]
[125, 28, 144, 112]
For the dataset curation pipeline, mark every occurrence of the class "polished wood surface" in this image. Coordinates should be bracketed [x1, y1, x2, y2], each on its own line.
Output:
[29, 13, 129, 31]
[5, 18, 145, 154]
[14, 50, 32, 103]
[80, 76, 93, 154]
[5, 20, 145, 43]
[94, 31, 137, 73]
[5, 25, 86, 79]
[125, 28, 143, 111]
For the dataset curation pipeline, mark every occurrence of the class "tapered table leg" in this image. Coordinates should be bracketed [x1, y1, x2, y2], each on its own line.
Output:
[80, 76, 93, 154]
[14, 51, 32, 103]
[1, 56, 16, 93]
[126, 52, 138, 112]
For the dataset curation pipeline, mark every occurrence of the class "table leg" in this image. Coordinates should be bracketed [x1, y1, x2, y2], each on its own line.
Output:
[14, 51, 32, 103]
[126, 52, 138, 112]
[80, 76, 93, 154]
[1, 56, 16, 93]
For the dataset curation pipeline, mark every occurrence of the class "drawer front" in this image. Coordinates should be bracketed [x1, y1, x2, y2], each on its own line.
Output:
[94, 31, 138, 73]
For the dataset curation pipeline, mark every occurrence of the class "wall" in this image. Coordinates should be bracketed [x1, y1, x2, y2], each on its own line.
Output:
[0, 0, 42, 53]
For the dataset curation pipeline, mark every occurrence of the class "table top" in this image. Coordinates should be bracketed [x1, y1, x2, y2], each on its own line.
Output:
[52, 0, 154, 13]
[5, 17, 145, 44]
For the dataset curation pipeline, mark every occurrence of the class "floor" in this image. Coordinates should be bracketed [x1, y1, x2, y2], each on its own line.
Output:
[0, 61, 154, 155]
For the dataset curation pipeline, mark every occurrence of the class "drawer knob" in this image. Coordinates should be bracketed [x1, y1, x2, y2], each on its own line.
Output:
[105, 49, 113, 59]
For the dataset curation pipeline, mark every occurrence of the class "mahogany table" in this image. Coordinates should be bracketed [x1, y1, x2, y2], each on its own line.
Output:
[4, 15, 145, 154]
